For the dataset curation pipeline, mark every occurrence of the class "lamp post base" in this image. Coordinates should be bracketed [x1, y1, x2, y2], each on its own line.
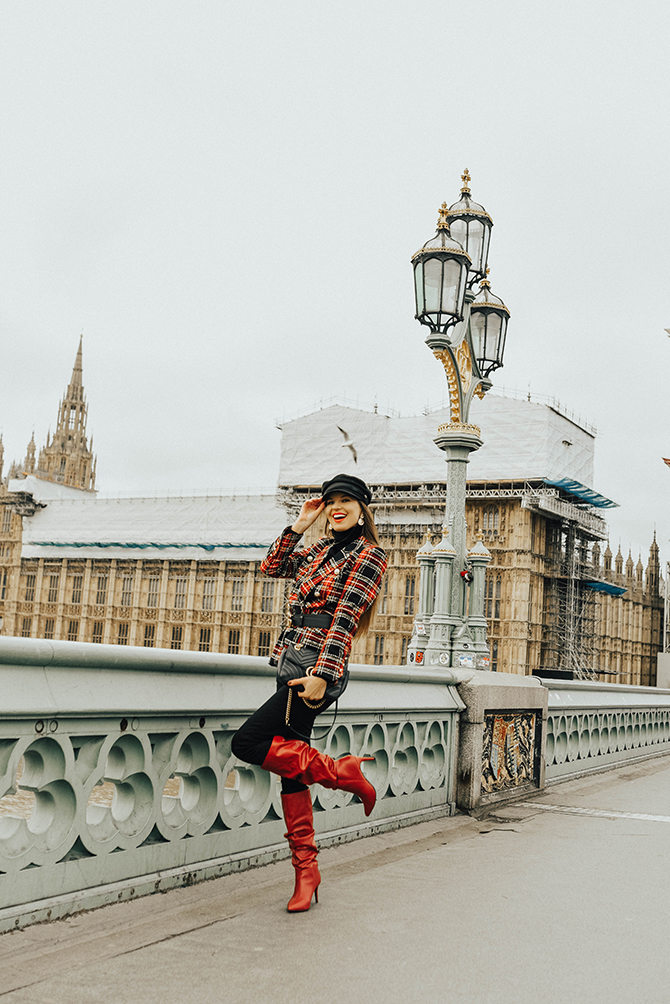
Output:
[418, 425, 491, 671]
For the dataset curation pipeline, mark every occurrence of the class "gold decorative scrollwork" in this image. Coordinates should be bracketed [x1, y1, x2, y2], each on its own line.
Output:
[456, 341, 472, 394]
[433, 349, 461, 423]
[437, 422, 482, 437]
[447, 206, 492, 221]
[474, 383, 486, 400]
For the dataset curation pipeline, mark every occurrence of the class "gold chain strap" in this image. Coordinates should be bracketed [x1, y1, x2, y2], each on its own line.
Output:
[285, 686, 326, 725]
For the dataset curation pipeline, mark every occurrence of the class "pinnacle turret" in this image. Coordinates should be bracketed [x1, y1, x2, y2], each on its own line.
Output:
[626, 550, 635, 579]
[603, 541, 613, 576]
[35, 337, 96, 491]
[615, 544, 623, 578]
[645, 532, 660, 596]
[24, 432, 36, 475]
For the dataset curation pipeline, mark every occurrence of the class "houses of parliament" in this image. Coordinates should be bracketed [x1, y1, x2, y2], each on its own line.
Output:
[0, 341, 664, 685]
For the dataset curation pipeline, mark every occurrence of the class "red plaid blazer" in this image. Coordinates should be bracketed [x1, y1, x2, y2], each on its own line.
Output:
[260, 526, 387, 683]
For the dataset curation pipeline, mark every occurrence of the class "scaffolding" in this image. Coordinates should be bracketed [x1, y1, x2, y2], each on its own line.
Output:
[540, 522, 606, 679]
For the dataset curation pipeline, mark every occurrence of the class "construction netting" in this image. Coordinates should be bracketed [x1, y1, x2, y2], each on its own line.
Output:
[278, 395, 596, 488]
[20, 493, 289, 561]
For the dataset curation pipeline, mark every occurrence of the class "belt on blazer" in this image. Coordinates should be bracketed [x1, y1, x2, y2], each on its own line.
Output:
[290, 609, 334, 629]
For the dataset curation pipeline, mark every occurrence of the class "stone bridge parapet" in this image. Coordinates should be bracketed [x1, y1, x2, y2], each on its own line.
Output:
[0, 637, 468, 932]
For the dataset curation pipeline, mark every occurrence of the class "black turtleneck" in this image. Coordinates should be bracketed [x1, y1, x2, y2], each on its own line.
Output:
[327, 524, 363, 559]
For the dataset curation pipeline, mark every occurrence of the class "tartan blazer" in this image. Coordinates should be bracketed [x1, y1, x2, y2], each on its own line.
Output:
[260, 526, 387, 683]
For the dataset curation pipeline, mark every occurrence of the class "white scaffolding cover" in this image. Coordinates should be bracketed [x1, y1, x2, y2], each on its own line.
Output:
[8, 475, 97, 502]
[21, 494, 289, 561]
[278, 395, 595, 487]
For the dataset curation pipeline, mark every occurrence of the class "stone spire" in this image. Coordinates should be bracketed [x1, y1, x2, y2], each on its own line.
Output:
[625, 549, 635, 581]
[71, 334, 83, 385]
[615, 544, 623, 579]
[603, 541, 612, 577]
[646, 532, 660, 596]
[24, 432, 36, 475]
[36, 336, 96, 491]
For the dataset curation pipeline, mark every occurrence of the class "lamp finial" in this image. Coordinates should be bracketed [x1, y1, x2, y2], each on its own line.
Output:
[461, 168, 471, 193]
[437, 201, 450, 229]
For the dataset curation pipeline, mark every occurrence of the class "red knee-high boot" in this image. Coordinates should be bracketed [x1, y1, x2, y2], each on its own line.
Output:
[281, 790, 320, 912]
[263, 736, 376, 816]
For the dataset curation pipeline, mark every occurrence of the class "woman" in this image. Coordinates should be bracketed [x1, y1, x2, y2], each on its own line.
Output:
[231, 473, 387, 912]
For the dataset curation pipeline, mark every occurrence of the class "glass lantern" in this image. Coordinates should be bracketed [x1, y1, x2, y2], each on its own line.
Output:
[412, 203, 471, 335]
[469, 276, 510, 376]
[447, 169, 493, 285]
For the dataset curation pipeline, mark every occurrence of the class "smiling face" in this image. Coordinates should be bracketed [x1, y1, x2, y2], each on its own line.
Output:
[323, 491, 362, 532]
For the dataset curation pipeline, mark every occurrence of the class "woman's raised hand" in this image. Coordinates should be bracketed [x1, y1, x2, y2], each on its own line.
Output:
[291, 497, 325, 535]
[288, 674, 327, 702]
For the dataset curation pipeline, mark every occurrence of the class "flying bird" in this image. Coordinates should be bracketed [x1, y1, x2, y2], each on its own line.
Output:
[665, 328, 670, 337]
[336, 425, 358, 464]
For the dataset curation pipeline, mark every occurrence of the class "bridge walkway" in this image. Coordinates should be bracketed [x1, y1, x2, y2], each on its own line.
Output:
[2, 754, 670, 1004]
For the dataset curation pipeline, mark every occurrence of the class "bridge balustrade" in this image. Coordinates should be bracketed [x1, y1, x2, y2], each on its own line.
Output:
[542, 679, 670, 779]
[0, 637, 464, 932]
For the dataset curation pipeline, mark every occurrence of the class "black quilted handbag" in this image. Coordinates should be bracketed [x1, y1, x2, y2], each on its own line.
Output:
[276, 643, 349, 702]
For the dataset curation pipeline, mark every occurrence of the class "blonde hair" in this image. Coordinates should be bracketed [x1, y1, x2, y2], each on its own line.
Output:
[323, 501, 382, 636]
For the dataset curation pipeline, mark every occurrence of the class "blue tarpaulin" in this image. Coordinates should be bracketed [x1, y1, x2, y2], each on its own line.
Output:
[543, 478, 619, 509]
[584, 580, 627, 596]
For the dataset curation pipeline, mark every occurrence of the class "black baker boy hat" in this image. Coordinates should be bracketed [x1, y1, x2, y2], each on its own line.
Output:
[321, 473, 373, 507]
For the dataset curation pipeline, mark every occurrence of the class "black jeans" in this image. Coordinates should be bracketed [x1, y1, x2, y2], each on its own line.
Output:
[231, 683, 335, 794]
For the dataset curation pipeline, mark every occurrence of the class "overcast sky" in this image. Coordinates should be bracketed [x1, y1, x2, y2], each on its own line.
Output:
[0, 1, 668, 565]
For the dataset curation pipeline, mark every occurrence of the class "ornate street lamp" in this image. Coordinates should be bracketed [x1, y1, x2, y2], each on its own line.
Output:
[407, 170, 510, 672]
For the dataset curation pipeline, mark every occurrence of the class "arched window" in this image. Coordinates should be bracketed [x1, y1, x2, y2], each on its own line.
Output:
[404, 576, 415, 615]
[485, 574, 501, 619]
[483, 506, 499, 532]
[380, 576, 388, 614]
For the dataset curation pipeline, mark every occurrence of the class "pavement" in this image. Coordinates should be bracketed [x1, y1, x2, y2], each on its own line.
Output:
[2, 755, 670, 1004]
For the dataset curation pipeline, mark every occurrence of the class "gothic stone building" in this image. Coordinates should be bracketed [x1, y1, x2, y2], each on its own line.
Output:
[0, 364, 663, 684]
